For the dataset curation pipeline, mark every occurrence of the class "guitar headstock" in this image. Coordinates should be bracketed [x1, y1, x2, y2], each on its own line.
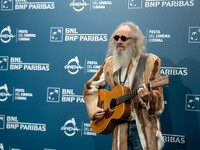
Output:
[150, 75, 170, 88]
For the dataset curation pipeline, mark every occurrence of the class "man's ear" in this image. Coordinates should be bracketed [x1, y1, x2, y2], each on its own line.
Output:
[132, 39, 137, 47]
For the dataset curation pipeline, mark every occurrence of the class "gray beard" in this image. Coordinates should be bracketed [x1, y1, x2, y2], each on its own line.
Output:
[113, 44, 134, 70]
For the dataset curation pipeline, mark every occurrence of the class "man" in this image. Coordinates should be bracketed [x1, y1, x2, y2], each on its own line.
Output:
[83, 22, 164, 150]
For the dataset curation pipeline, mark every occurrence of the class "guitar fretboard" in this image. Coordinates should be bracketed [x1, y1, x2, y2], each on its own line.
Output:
[115, 83, 151, 106]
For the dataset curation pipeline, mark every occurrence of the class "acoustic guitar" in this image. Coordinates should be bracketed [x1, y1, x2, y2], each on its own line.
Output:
[91, 75, 169, 135]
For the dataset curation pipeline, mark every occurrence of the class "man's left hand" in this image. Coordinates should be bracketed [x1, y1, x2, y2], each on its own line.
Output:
[137, 84, 151, 102]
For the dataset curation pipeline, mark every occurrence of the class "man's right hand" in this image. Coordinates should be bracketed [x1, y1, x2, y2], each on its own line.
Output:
[93, 109, 105, 121]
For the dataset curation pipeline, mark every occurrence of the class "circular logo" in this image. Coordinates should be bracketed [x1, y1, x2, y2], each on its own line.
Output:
[61, 118, 80, 136]
[69, 0, 89, 12]
[0, 26, 15, 43]
[64, 56, 84, 75]
[0, 84, 12, 102]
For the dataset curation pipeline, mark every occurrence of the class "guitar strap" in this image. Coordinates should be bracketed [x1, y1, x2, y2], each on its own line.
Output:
[131, 53, 149, 90]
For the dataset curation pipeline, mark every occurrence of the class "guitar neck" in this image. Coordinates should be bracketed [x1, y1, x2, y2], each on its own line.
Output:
[116, 83, 150, 105]
[115, 75, 169, 105]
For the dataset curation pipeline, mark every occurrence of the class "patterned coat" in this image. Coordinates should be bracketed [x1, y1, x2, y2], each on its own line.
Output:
[83, 53, 164, 150]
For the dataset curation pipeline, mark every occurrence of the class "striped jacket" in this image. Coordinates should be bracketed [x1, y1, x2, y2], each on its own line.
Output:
[83, 53, 164, 150]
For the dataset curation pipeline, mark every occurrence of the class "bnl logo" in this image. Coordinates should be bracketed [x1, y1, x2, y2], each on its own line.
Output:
[186, 94, 200, 111]
[47, 87, 60, 102]
[50, 27, 63, 42]
[188, 27, 200, 43]
[1, 0, 13, 11]
[0, 56, 9, 70]
[128, 0, 142, 9]
[0, 115, 5, 130]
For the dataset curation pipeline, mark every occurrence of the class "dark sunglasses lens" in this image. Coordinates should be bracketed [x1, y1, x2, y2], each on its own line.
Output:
[114, 35, 119, 41]
[121, 36, 127, 42]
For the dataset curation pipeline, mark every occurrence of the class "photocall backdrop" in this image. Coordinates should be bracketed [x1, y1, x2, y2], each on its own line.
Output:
[0, 0, 200, 150]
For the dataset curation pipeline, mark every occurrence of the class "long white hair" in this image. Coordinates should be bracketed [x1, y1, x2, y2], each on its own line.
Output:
[107, 21, 146, 58]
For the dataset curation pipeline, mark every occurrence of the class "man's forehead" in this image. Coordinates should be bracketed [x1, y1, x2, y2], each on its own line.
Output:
[116, 25, 132, 35]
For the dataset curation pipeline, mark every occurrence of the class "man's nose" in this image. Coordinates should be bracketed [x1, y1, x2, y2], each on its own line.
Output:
[116, 38, 123, 44]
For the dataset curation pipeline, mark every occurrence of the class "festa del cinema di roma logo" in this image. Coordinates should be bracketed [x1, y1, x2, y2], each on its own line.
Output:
[60, 118, 96, 136]
[69, 0, 89, 12]
[0, 84, 12, 102]
[64, 56, 100, 75]
[69, 0, 112, 11]
[0, 26, 36, 43]
[0, 26, 15, 43]
[64, 56, 84, 75]
[61, 118, 80, 136]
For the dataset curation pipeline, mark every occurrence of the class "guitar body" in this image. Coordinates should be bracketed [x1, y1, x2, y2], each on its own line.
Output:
[90, 75, 170, 135]
[91, 85, 132, 135]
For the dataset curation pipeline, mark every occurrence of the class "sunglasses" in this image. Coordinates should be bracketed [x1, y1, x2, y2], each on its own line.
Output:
[113, 35, 132, 42]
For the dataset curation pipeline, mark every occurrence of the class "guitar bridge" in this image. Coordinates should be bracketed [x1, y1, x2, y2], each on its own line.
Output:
[105, 108, 114, 119]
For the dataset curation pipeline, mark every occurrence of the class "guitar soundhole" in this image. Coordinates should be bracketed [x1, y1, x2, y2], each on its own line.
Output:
[110, 98, 116, 111]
